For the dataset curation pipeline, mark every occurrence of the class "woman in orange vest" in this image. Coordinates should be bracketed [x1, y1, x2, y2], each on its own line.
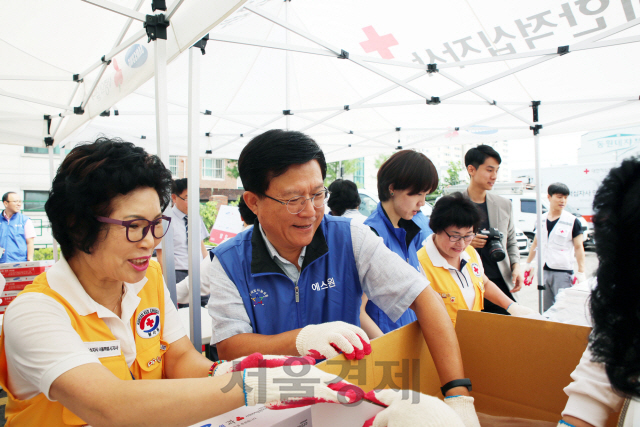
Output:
[0, 138, 355, 427]
[417, 193, 540, 326]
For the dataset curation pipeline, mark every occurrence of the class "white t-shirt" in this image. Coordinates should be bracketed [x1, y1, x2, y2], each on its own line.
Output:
[2, 258, 186, 401]
[423, 235, 482, 310]
[340, 209, 368, 224]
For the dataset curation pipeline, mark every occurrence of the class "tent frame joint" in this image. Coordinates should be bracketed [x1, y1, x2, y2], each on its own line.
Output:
[530, 124, 543, 135]
[101, 55, 112, 66]
[427, 63, 438, 73]
[344, 105, 350, 111]
[193, 34, 209, 55]
[72, 74, 82, 83]
[427, 96, 440, 105]
[44, 137, 54, 147]
[338, 49, 349, 59]
[152, 0, 167, 12]
[73, 106, 85, 115]
[283, 109, 293, 115]
[145, 14, 170, 42]
[557, 45, 570, 55]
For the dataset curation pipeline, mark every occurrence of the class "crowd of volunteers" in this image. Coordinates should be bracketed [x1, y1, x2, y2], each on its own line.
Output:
[0, 129, 636, 427]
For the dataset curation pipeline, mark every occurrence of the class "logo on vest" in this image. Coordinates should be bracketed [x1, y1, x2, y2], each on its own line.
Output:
[136, 307, 161, 338]
[250, 289, 269, 306]
[311, 277, 336, 291]
[470, 263, 481, 277]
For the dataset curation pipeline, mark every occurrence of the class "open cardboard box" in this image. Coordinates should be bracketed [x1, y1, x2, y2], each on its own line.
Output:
[318, 310, 620, 427]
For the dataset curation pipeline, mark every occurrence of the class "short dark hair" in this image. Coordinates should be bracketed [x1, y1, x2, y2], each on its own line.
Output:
[238, 130, 327, 195]
[464, 145, 502, 170]
[429, 192, 481, 233]
[589, 157, 640, 399]
[377, 150, 439, 202]
[2, 192, 16, 202]
[327, 179, 360, 216]
[45, 137, 173, 260]
[237, 193, 256, 225]
[547, 182, 570, 196]
[172, 178, 188, 195]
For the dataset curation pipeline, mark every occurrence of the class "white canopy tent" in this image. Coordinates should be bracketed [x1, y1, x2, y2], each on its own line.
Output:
[2, 0, 640, 338]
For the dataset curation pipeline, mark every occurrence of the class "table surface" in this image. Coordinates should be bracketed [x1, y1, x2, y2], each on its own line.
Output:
[177, 306, 212, 343]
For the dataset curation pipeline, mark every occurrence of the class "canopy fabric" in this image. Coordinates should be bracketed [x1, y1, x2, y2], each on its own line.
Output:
[0, 0, 247, 148]
[4, 0, 640, 162]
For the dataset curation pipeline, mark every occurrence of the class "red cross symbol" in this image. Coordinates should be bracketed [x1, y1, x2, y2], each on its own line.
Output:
[146, 318, 154, 327]
[560, 230, 565, 234]
[584, 168, 590, 174]
[473, 265, 479, 275]
[360, 26, 398, 59]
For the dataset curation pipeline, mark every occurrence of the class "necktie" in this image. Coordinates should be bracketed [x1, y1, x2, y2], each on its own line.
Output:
[184, 215, 188, 244]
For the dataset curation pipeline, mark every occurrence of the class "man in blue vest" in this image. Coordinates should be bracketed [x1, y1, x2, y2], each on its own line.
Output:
[0, 192, 35, 263]
[207, 130, 480, 425]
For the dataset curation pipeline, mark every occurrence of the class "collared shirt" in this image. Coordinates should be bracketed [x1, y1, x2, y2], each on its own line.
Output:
[155, 205, 208, 270]
[207, 219, 429, 345]
[258, 224, 306, 284]
[2, 257, 185, 401]
[1, 211, 36, 239]
[424, 235, 482, 310]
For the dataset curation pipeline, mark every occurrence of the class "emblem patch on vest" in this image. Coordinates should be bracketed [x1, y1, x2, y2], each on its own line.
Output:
[250, 289, 269, 306]
[136, 307, 161, 338]
[470, 263, 481, 277]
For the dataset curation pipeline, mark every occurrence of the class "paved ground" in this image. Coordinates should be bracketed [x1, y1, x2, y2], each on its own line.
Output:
[516, 247, 598, 313]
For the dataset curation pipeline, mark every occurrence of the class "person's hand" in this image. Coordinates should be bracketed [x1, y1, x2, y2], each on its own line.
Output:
[212, 352, 316, 376]
[574, 272, 587, 284]
[511, 264, 523, 293]
[470, 233, 487, 249]
[362, 389, 465, 427]
[444, 395, 481, 427]
[523, 263, 536, 286]
[507, 303, 546, 320]
[243, 365, 364, 408]
[296, 321, 372, 360]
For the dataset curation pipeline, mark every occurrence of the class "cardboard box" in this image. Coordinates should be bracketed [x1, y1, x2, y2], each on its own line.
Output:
[3, 276, 37, 292]
[0, 260, 53, 278]
[317, 310, 621, 427]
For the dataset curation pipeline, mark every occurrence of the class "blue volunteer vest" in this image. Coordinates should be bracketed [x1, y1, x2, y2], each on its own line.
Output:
[364, 203, 432, 333]
[214, 215, 362, 335]
[0, 212, 29, 263]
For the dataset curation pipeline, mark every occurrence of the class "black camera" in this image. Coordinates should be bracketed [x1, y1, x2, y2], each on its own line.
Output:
[479, 228, 505, 262]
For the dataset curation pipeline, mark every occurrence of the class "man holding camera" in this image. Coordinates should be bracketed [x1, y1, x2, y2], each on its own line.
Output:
[463, 145, 524, 315]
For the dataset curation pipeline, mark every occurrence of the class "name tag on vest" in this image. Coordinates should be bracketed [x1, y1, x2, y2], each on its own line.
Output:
[84, 340, 121, 358]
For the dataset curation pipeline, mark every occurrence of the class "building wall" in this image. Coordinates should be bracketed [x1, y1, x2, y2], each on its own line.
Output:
[170, 156, 240, 200]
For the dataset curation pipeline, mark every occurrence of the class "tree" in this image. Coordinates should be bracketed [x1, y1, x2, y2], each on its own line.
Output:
[199, 201, 219, 232]
[444, 160, 464, 187]
[324, 159, 361, 187]
[374, 153, 391, 169]
[226, 160, 239, 179]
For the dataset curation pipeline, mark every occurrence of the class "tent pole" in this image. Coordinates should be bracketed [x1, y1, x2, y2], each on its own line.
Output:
[154, 36, 178, 307]
[187, 46, 202, 350]
[531, 101, 544, 315]
[285, 0, 290, 131]
[48, 145, 59, 262]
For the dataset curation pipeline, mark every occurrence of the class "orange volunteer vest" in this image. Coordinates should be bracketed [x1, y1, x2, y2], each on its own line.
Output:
[0, 260, 170, 426]
[417, 244, 485, 327]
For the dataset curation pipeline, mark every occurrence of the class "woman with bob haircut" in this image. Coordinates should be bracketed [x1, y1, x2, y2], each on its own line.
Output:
[0, 138, 353, 427]
[416, 193, 540, 326]
[327, 179, 367, 223]
[363, 150, 438, 333]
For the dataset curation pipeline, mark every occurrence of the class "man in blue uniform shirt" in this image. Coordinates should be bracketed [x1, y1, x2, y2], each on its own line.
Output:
[207, 130, 480, 424]
[0, 192, 35, 263]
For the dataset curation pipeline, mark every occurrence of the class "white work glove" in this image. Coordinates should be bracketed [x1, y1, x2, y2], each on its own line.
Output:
[242, 364, 364, 408]
[574, 272, 587, 284]
[296, 321, 372, 360]
[444, 395, 481, 427]
[507, 303, 546, 320]
[523, 263, 536, 286]
[212, 352, 315, 376]
[362, 389, 465, 427]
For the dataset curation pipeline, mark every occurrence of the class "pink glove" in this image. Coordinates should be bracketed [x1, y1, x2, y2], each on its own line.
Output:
[213, 352, 316, 376]
[243, 365, 365, 408]
[296, 321, 372, 360]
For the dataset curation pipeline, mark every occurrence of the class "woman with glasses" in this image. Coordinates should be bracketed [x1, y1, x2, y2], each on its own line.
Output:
[417, 193, 538, 326]
[363, 150, 438, 334]
[0, 138, 350, 426]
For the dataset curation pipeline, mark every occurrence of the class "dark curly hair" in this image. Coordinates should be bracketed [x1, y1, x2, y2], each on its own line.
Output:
[45, 138, 173, 260]
[327, 179, 360, 216]
[589, 156, 640, 399]
[429, 192, 480, 234]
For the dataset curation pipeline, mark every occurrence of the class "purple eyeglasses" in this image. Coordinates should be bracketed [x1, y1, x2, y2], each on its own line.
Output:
[96, 215, 172, 243]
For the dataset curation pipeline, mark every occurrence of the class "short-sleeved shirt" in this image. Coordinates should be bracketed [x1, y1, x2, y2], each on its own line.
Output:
[2, 258, 186, 400]
[543, 216, 583, 273]
[155, 205, 209, 270]
[206, 220, 430, 345]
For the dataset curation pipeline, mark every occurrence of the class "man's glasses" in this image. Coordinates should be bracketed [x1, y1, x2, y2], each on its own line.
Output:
[96, 216, 172, 243]
[263, 188, 330, 214]
[176, 194, 187, 202]
[443, 230, 475, 243]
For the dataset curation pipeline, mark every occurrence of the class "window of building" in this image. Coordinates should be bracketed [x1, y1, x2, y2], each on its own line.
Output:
[23, 190, 49, 212]
[202, 158, 224, 179]
[24, 146, 61, 155]
[169, 155, 178, 177]
[352, 157, 365, 188]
